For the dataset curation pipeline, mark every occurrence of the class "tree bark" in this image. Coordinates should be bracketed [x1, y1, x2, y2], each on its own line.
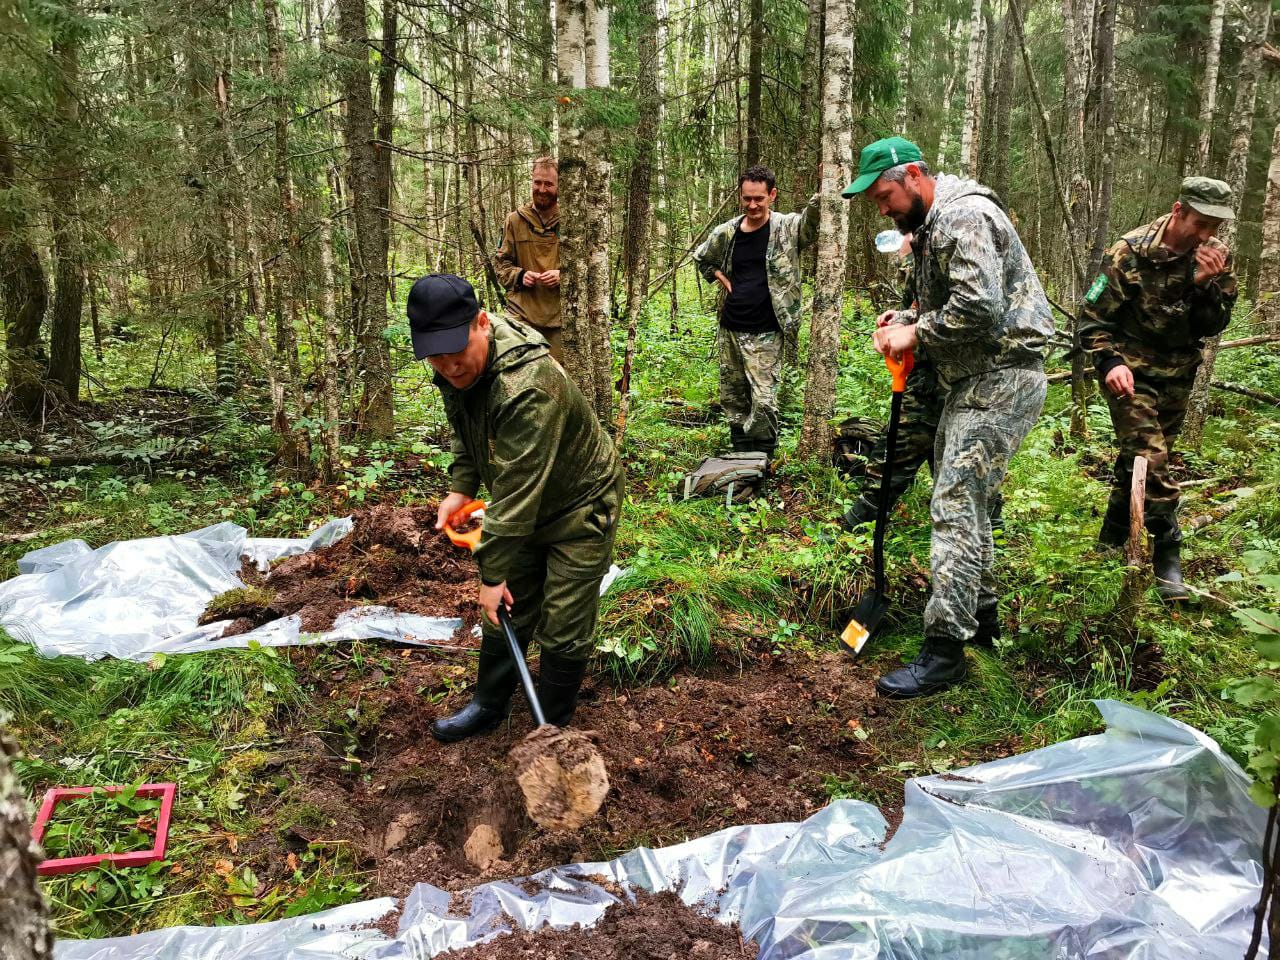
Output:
[894, 0, 913, 134]
[936, 19, 958, 167]
[799, 0, 853, 460]
[337, 0, 394, 437]
[1260, 119, 1280, 334]
[987, 13, 1015, 199]
[48, 21, 85, 403]
[264, 0, 303, 383]
[958, 0, 986, 177]
[1182, 0, 1272, 449]
[1087, 0, 1117, 279]
[744, 0, 764, 166]
[1195, 0, 1227, 169]
[0, 128, 49, 421]
[0, 731, 53, 960]
[616, 0, 664, 442]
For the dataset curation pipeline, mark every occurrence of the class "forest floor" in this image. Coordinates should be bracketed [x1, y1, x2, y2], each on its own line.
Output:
[1, 295, 1277, 940]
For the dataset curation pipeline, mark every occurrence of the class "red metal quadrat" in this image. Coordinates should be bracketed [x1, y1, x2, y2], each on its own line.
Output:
[31, 782, 178, 876]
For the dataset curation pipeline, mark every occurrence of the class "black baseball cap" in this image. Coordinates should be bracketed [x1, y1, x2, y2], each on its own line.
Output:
[406, 274, 481, 359]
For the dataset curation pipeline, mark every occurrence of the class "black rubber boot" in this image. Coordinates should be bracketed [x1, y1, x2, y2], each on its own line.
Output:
[1149, 516, 1189, 601]
[875, 638, 968, 698]
[971, 605, 1000, 648]
[536, 654, 589, 727]
[729, 425, 751, 452]
[989, 493, 1005, 544]
[430, 633, 521, 743]
[1097, 496, 1130, 551]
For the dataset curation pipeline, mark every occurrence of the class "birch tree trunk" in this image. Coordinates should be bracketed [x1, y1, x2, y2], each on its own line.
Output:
[264, 0, 303, 382]
[798, 0, 853, 461]
[318, 206, 344, 482]
[894, 0, 913, 134]
[1087, 0, 1117, 279]
[0, 732, 53, 960]
[987, 13, 1015, 199]
[338, 0, 395, 438]
[1194, 0, 1227, 169]
[958, 0, 986, 177]
[1182, 0, 1272, 449]
[1260, 120, 1280, 334]
[745, 0, 763, 166]
[584, 0, 613, 419]
[936, 20, 957, 167]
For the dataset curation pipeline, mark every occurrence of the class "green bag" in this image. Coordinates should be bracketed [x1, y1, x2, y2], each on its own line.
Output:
[674, 452, 769, 505]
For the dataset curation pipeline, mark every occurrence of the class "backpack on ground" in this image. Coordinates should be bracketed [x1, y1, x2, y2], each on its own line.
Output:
[673, 452, 769, 505]
[831, 416, 885, 479]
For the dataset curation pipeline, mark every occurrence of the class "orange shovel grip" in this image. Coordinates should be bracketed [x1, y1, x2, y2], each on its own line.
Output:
[885, 349, 915, 393]
[444, 499, 486, 551]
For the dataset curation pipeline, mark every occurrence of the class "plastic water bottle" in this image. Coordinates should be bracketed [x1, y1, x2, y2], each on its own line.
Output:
[875, 229, 904, 254]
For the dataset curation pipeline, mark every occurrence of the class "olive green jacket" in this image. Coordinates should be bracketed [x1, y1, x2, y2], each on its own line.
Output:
[493, 203, 561, 330]
[438, 314, 622, 584]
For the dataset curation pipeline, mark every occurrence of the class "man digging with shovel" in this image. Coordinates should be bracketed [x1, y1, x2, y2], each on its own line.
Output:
[844, 137, 1052, 698]
[408, 274, 623, 827]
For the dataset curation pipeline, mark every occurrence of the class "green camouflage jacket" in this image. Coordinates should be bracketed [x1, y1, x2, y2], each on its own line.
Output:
[692, 197, 820, 335]
[1079, 214, 1237, 381]
[438, 314, 622, 585]
[896, 175, 1053, 389]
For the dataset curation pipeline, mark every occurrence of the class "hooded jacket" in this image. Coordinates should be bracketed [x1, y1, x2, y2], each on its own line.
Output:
[898, 174, 1053, 389]
[438, 314, 622, 585]
[494, 203, 561, 330]
[1079, 214, 1236, 381]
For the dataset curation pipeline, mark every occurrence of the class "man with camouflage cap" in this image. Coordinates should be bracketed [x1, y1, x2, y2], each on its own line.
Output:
[693, 165, 819, 459]
[1080, 177, 1237, 600]
[846, 136, 1053, 698]
[406, 274, 625, 743]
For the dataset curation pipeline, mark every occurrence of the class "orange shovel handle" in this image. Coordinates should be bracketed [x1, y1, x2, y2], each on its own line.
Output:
[885, 349, 915, 393]
[444, 499, 486, 551]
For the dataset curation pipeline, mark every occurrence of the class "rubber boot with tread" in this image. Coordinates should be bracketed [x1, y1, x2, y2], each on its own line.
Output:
[971, 605, 1000, 648]
[875, 638, 968, 699]
[536, 654, 588, 728]
[1153, 541, 1190, 602]
[430, 635, 521, 743]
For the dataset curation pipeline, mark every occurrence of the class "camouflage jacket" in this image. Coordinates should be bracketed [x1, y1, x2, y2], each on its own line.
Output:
[896, 175, 1053, 390]
[1079, 215, 1237, 381]
[438, 314, 622, 585]
[692, 196, 820, 335]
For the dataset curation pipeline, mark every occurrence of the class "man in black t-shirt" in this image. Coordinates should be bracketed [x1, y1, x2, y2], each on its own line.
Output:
[694, 165, 819, 457]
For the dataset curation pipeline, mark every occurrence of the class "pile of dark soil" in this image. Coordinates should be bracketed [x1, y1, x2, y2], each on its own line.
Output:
[437, 889, 756, 959]
[201, 504, 480, 635]
[252, 643, 918, 899]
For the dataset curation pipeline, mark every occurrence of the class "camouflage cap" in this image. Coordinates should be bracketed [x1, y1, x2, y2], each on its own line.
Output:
[1179, 176, 1234, 221]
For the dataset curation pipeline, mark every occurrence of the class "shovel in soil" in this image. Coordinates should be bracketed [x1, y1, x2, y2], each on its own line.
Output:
[840, 348, 914, 659]
[496, 605, 610, 831]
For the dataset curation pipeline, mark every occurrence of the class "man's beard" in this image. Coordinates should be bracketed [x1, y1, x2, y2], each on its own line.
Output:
[533, 193, 557, 210]
[893, 195, 927, 233]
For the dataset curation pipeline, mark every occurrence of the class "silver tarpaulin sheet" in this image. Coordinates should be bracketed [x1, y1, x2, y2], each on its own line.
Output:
[53, 701, 1266, 959]
[0, 519, 462, 660]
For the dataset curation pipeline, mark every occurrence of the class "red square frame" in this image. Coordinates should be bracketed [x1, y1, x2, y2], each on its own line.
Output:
[31, 782, 177, 877]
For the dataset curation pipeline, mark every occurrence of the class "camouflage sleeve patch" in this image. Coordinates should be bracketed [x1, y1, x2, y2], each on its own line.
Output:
[1085, 274, 1108, 303]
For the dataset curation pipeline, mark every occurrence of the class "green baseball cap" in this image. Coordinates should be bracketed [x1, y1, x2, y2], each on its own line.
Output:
[1179, 176, 1234, 220]
[842, 136, 925, 197]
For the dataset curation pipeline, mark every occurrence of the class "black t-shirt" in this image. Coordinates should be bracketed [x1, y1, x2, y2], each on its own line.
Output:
[720, 219, 779, 333]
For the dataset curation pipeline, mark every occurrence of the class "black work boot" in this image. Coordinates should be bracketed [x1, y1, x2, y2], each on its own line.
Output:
[875, 638, 968, 698]
[971, 605, 1000, 648]
[1097, 497, 1130, 551]
[1148, 515, 1189, 602]
[430, 633, 521, 743]
[989, 494, 1005, 544]
[840, 495, 879, 531]
[536, 654, 589, 727]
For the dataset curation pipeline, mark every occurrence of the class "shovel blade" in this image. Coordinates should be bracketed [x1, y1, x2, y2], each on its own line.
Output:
[840, 592, 889, 659]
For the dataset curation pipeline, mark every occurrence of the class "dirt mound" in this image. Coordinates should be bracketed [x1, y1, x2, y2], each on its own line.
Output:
[201, 505, 480, 634]
[251, 643, 922, 899]
[437, 889, 756, 959]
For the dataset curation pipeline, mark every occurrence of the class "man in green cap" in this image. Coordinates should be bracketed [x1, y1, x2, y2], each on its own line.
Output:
[844, 136, 1053, 698]
[1080, 177, 1237, 600]
[406, 274, 625, 742]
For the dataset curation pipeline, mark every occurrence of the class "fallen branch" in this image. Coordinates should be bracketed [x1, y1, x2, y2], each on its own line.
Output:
[0, 450, 199, 469]
[1212, 380, 1280, 407]
[0, 517, 105, 546]
[1186, 485, 1270, 532]
[1219, 333, 1280, 350]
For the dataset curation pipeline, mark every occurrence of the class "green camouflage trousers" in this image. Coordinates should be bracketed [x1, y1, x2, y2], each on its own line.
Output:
[481, 473, 623, 662]
[718, 327, 782, 451]
[926, 367, 1046, 643]
[1103, 370, 1193, 530]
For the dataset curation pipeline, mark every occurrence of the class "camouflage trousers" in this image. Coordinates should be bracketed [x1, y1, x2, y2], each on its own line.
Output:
[480, 474, 623, 663]
[1103, 370, 1193, 534]
[718, 327, 782, 451]
[925, 367, 1046, 643]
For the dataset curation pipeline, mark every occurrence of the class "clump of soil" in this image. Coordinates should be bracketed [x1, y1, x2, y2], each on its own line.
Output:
[200, 505, 480, 634]
[436, 889, 756, 959]
[509, 725, 610, 831]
